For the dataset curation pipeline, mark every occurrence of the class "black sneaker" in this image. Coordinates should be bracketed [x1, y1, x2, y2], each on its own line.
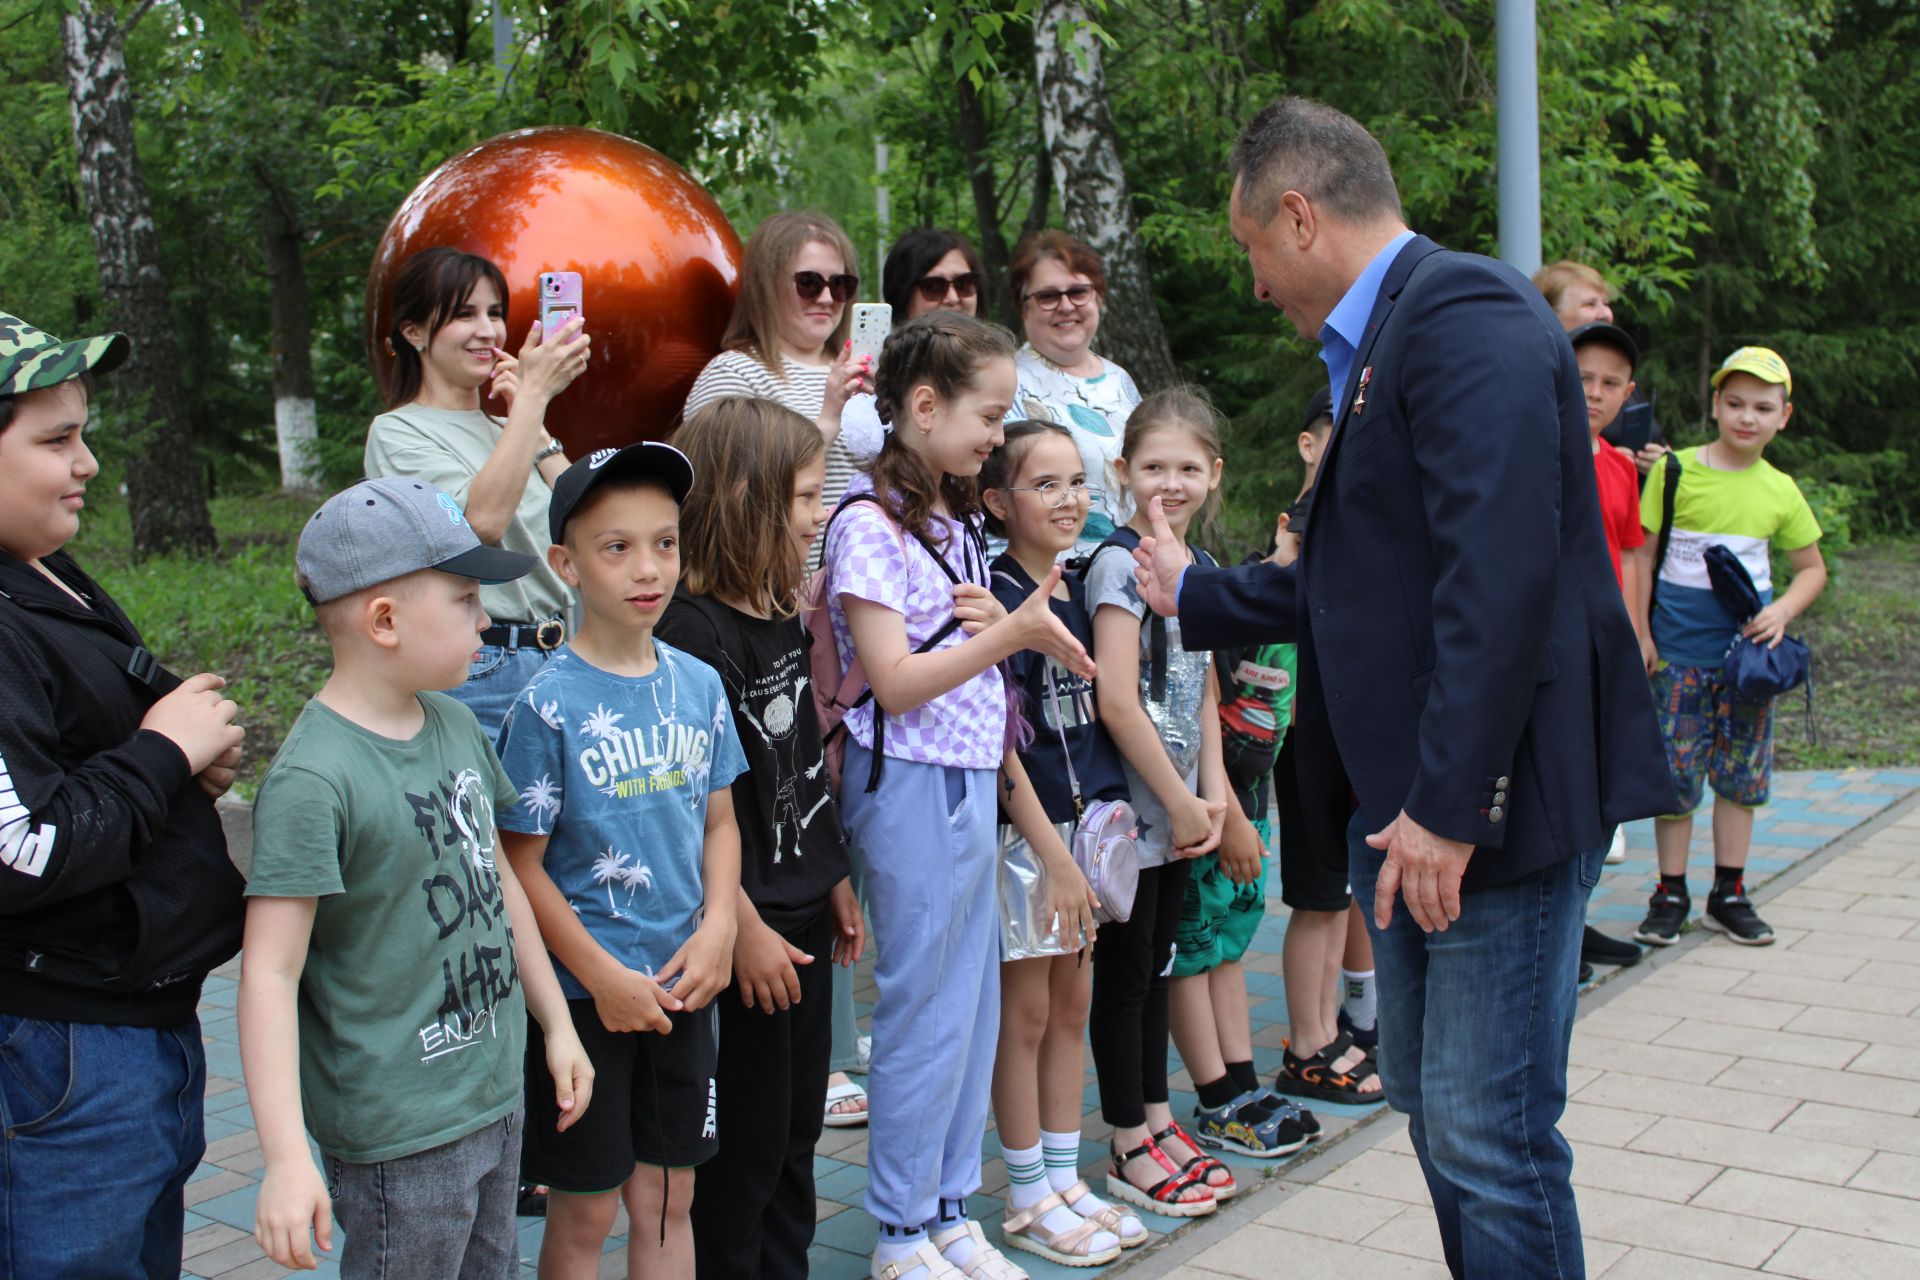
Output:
[1577, 961, 1595, 991]
[1634, 888, 1691, 946]
[1582, 925, 1644, 967]
[1704, 881, 1776, 946]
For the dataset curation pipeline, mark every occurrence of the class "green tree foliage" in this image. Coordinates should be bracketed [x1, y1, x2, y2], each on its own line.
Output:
[1, 0, 1912, 548]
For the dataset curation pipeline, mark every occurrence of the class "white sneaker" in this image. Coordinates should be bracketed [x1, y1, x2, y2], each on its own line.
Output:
[1605, 826, 1627, 864]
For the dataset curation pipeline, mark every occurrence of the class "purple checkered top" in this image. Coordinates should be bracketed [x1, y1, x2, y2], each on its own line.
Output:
[825, 484, 1006, 770]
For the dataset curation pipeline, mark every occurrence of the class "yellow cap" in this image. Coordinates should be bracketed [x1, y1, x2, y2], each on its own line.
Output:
[1711, 346, 1792, 398]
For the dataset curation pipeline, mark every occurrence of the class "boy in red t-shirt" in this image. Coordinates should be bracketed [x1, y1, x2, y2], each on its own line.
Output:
[1571, 322, 1648, 634]
[1568, 320, 1650, 976]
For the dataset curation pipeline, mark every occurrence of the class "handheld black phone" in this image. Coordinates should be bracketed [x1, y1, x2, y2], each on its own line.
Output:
[1614, 400, 1654, 453]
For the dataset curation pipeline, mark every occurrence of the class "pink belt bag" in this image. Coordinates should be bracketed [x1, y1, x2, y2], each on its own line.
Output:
[1047, 670, 1140, 925]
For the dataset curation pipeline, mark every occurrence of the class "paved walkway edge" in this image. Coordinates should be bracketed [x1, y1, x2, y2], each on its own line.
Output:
[1112, 784, 1920, 1278]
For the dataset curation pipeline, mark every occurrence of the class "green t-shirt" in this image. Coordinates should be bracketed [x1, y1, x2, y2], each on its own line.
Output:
[363, 405, 569, 623]
[247, 692, 527, 1163]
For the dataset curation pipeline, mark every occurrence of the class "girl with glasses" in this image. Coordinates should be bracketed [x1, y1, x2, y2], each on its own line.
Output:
[684, 212, 875, 533]
[1010, 231, 1142, 557]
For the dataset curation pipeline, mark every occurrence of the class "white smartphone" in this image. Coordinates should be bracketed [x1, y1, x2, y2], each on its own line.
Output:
[850, 303, 891, 365]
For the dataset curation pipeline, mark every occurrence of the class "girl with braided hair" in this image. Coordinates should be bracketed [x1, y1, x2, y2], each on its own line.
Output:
[822, 313, 1098, 1280]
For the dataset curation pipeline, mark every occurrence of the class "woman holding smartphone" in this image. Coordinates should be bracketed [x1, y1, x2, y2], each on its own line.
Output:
[1011, 230, 1141, 556]
[363, 245, 590, 740]
[841, 228, 986, 462]
[683, 211, 874, 516]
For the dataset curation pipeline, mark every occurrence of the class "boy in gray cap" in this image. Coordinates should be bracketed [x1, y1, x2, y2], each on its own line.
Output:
[238, 477, 594, 1276]
[0, 311, 246, 1277]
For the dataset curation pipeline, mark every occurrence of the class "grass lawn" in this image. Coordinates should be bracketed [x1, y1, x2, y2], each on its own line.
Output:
[64, 490, 1920, 796]
[1776, 539, 1920, 770]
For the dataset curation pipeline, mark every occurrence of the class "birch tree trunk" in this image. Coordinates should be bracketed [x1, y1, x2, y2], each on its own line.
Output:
[63, 0, 216, 555]
[261, 184, 321, 491]
[1033, 0, 1177, 392]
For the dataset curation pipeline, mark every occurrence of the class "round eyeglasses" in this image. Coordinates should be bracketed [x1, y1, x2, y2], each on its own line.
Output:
[1002, 480, 1103, 509]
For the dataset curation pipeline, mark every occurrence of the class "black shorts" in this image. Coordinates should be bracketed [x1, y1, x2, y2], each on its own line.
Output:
[1274, 735, 1353, 913]
[522, 998, 720, 1191]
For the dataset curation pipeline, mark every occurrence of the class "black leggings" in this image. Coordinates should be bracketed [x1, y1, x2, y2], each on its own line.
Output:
[1088, 859, 1192, 1130]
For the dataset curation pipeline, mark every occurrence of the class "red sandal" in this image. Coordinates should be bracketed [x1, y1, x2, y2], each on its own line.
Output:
[1105, 1136, 1217, 1217]
[1154, 1121, 1239, 1200]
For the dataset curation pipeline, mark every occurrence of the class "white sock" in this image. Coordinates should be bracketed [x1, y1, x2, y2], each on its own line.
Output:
[1006, 1139, 1094, 1240]
[874, 1231, 929, 1273]
[1342, 968, 1377, 1031]
[1043, 1128, 1138, 1237]
[936, 1222, 978, 1268]
[1039, 1128, 1084, 1197]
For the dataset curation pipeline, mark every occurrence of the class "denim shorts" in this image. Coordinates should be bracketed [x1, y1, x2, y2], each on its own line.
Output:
[1652, 662, 1773, 812]
[321, 1107, 523, 1280]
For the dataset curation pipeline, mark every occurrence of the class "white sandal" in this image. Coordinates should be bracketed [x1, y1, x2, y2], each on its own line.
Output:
[825, 1076, 869, 1128]
[1059, 1179, 1148, 1248]
[929, 1221, 1029, 1280]
[1001, 1193, 1122, 1267]
[872, 1240, 963, 1279]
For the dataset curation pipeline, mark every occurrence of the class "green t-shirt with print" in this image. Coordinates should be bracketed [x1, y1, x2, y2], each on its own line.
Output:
[247, 692, 527, 1164]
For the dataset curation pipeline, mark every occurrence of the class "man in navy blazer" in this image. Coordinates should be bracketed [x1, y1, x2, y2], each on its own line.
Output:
[1134, 99, 1676, 1279]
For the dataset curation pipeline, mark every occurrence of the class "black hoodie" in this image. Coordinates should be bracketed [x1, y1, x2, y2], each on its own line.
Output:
[0, 549, 243, 1026]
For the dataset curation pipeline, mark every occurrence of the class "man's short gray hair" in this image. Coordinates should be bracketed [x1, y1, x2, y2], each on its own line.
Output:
[1230, 97, 1404, 227]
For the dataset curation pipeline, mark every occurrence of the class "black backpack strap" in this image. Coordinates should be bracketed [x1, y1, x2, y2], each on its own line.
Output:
[1650, 450, 1681, 615]
[1087, 532, 1168, 702]
[0, 589, 181, 698]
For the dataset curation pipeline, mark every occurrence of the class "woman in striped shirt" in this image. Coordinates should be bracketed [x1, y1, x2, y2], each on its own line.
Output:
[683, 211, 873, 517]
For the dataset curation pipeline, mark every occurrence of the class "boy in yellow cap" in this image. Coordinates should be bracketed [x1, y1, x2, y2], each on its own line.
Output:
[1628, 347, 1827, 946]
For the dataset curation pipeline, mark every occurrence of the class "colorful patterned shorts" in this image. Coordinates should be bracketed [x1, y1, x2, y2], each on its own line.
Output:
[1652, 662, 1774, 813]
[1171, 850, 1266, 977]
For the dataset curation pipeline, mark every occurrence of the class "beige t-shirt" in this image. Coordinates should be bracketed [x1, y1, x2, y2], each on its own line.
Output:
[364, 406, 568, 623]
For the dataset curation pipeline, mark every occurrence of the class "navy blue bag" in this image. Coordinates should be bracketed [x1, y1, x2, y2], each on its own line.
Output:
[1702, 543, 1814, 704]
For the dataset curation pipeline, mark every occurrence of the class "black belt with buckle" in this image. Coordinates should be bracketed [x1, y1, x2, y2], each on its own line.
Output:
[480, 618, 566, 651]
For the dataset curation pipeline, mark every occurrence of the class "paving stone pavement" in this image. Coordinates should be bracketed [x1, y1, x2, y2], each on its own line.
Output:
[178, 767, 1920, 1278]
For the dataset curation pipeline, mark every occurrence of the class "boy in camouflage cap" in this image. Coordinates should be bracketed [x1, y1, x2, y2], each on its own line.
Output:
[0, 310, 248, 1276]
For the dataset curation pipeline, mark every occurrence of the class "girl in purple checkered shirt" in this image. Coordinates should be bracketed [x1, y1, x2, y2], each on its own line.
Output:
[823, 313, 1099, 1280]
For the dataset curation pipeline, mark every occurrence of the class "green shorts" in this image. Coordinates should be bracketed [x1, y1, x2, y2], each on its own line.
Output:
[1171, 851, 1266, 977]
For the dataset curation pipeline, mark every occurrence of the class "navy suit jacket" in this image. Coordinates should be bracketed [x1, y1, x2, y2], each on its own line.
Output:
[1180, 235, 1677, 888]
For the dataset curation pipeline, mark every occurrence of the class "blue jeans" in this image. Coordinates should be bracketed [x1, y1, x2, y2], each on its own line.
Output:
[450, 642, 554, 745]
[0, 1015, 205, 1279]
[1350, 814, 1601, 1280]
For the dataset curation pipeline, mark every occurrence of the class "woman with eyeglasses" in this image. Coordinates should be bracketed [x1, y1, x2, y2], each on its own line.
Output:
[841, 229, 985, 463]
[684, 211, 874, 519]
[1010, 230, 1140, 554]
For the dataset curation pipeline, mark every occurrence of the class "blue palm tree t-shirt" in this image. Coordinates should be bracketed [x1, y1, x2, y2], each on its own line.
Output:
[495, 642, 748, 998]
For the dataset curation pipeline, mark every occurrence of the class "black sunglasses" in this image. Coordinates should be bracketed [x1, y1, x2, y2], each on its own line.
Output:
[913, 272, 981, 303]
[794, 271, 859, 303]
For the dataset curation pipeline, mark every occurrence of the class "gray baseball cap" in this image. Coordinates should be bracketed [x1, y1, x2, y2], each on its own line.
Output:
[297, 477, 537, 604]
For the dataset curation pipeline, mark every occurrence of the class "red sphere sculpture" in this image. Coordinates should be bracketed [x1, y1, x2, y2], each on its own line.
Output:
[365, 126, 741, 455]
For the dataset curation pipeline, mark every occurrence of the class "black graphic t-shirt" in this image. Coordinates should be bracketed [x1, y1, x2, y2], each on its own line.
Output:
[658, 595, 851, 932]
[990, 555, 1131, 824]
[247, 692, 526, 1164]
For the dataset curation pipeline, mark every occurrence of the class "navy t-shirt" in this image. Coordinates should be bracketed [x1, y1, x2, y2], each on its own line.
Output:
[990, 555, 1131, 824]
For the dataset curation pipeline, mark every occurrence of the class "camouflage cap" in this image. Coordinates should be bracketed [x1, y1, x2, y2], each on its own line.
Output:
[0, 311, 130, 398]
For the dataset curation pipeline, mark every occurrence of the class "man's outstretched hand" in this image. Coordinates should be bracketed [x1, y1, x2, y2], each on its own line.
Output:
[1130, 496, 1185, 619]
[1368, 810, 1475, 933]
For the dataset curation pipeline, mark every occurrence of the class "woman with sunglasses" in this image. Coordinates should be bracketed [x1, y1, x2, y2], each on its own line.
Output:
[841, 229, 986, 462]
[685, 211, 873, 518]
[1011, 230, 1140, 555]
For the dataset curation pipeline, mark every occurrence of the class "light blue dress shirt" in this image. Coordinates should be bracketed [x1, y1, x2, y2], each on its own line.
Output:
[1319, 229, 1416, 418]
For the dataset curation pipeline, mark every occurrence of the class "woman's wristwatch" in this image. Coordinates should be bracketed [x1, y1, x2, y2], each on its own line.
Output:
[533, 438, 566, 464]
